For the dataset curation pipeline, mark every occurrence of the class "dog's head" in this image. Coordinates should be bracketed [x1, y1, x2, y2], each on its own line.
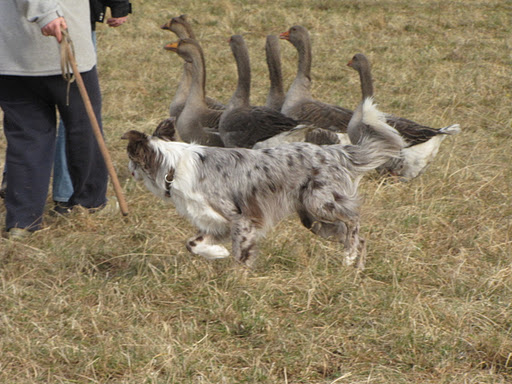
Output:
[122, 123, 192, 200]
[121, 130, 159, 183]
[122, 129, 172, 199]
[121, 118, 176, 179]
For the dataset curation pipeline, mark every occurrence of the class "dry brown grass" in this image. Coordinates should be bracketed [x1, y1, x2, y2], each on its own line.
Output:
[1, 0, 511, 383]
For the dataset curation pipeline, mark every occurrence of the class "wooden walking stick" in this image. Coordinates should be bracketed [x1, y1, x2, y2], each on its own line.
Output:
[60, 30, 128, 216]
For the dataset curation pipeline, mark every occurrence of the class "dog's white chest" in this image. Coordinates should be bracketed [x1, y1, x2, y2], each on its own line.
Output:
[171, 186, 228, 231]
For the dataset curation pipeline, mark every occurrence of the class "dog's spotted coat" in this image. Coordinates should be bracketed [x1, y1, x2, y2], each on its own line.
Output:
[123, 99, 404, 269]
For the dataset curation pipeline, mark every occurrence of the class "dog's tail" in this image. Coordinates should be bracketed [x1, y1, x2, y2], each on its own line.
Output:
[346, 97, 405, 174]
[438, 123, 461, 135]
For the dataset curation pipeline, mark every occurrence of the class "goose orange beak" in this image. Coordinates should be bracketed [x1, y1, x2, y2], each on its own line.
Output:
[164, 41, 179, 51]
[279, 30, 290, 40]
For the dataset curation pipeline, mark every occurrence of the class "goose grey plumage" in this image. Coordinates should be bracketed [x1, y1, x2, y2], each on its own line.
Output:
[279, 25, 353, 132]
[161, 15, 224, 119]
[164, 39, 224, 146]
[218, 35, 300, 148]
[264, 35, 286, 112]
[347, 53, 461, 179]
[280, 25, 460, 174]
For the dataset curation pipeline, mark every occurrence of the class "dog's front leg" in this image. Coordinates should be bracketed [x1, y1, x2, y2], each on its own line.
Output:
[343, 222, 365, 268]
[186, 232, 230, 260]
[231, 219, 259, 268]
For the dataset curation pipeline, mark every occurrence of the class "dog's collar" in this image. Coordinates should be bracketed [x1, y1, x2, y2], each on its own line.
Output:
[164, 169, 174, 197]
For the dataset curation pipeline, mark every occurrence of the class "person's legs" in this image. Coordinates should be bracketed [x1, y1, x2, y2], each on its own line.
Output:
[52, 120, 74, 204]
[0, 161, 6, 199]
[52, 31, 97, 206]
[57, 67, 108, 209]
[0, 76, 57, 231]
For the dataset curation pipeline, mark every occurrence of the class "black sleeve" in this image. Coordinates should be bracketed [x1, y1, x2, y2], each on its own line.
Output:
[105, 0, 132, 18]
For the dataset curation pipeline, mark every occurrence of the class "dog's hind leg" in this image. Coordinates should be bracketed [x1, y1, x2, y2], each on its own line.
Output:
[186, 232, 230, 260]
[298, 209, 349, 240]
[230, 218, 260, 268]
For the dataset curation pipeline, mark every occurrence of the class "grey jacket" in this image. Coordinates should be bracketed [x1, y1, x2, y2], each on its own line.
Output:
[0, 0, 96, 76]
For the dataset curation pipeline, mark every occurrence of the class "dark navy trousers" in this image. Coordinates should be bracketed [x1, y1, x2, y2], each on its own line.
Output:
[0, 68, 108, 231]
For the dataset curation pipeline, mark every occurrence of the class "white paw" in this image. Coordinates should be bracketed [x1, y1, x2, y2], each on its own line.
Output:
[194, 243, 230, 260]
[343, 251, 357, 267]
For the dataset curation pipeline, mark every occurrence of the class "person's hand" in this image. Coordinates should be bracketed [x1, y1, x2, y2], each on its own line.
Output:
[106, 16, 128, 28]
[41, 17, 67, 43]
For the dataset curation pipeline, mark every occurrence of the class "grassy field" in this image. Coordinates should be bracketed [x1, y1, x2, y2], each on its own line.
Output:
[1, 0, 511, 383]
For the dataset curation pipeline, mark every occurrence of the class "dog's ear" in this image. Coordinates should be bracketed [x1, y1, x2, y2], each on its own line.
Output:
[121, 130, 148, 143]
[121, 130, 156, 169]
[152, 118, 177, 141]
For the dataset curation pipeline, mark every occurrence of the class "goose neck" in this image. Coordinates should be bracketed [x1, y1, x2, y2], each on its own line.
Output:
[229, 42, 251, 108]
[170, 63, 192, 111]
[358, 64, 374, 100]
[296, 38, 312, 80]
[187, 54, 207, 105]
[267, 45, 284, 92]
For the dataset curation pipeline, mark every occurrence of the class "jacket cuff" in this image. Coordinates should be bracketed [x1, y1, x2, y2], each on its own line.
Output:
[35, 9, 64, 29]
[110, 3, 132, 18]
